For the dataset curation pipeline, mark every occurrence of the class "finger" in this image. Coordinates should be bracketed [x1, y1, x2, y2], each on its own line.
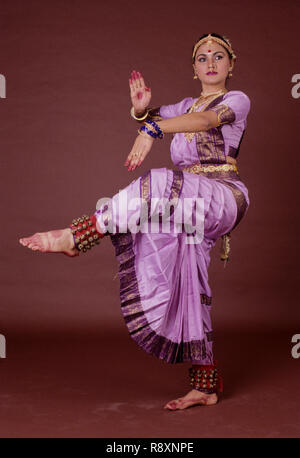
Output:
[129, 152, 140, 170]
[138, 71, 151, 92]
[131, 146, 143, 170]
[138, 148, 149, 165]
[133, 70, 142, 89]
[129, 79, 135, 96]
[131, 69, 138, 80]
[135, 71, 142, 89]
[124, 152, 134, 168]
[125, 149, 138, 170]
[131, 71, 138, 89]
[131, 144, 149, 170]
[133, 69, 139, 81]
[135, 145, 150, 168]
[126, 135, 149, 170]
[135, 154, 145, 169]
[129, 78, 137, 95]
[124, 151, 136, 167]
[138, 72, 146, 89]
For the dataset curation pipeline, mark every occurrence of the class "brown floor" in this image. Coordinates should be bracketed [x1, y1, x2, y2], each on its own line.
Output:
[0, 325, 299, 438]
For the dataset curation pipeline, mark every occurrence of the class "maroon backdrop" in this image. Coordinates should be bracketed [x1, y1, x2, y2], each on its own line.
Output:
[0, 0, 299, 438]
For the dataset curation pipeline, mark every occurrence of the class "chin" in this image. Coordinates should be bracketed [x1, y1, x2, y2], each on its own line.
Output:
[204, 77, 226, 85]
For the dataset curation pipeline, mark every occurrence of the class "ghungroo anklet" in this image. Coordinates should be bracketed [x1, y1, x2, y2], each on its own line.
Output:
[189, 361, 223, 394]
[70, 214, 105, 253]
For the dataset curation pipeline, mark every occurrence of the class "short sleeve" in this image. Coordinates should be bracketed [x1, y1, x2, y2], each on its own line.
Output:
[158, 97, 194, 119]
[207, 91, 250, 126]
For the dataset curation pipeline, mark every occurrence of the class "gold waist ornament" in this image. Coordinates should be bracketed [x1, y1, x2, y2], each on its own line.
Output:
[182, 163, 238, 174]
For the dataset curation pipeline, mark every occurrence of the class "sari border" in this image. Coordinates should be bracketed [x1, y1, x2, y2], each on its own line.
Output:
[216, 179, 249, 230]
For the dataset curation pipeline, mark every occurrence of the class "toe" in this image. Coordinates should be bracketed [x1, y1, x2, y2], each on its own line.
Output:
[28, 242, 41, 250]
[164, 399, 182, 410]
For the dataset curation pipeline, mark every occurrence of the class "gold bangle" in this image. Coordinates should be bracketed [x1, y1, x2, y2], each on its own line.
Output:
[131, 106, 149, 121]
[137, 129, 152, 139]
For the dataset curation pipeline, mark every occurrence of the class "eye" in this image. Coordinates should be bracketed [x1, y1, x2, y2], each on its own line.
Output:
[198, 57, 206, 62]
[215, 55, 223, 60]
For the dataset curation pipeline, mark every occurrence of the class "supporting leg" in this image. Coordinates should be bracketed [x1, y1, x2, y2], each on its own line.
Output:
[163, 361, 222, 411]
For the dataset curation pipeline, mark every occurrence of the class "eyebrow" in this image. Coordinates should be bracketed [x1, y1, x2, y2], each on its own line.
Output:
[197, 51, 225, 56]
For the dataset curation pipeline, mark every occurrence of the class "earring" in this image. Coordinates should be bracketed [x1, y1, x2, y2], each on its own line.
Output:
[193, 74, 198, 80]
[228, 68, 233, 78]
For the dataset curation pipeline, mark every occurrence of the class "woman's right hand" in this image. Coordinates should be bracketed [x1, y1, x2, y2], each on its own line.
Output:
[129, 70, 152, 116]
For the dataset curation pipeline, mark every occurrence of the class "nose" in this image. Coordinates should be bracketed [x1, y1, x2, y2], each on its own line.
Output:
[207, 55, 216, 69]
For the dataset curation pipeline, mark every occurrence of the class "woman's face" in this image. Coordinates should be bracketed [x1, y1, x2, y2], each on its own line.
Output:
[193, 40, 232, 86]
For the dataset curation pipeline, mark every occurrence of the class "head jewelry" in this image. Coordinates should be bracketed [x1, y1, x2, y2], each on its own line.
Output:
[192, 34, 237, 61]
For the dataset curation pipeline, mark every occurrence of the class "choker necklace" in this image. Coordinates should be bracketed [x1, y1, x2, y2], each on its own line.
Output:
[200, 88, 227, 98]
[190, 88, 227, 113]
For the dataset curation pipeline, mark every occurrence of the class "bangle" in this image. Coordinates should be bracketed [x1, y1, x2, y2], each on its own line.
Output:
[139, 126, 158, 139]
[137, 129, 153, 139]
[130, 106, 149, 121]
[140, 125, 163, 139]
[143, 119, 164, 139]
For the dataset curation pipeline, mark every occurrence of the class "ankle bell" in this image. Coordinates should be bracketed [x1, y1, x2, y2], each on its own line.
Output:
[70, 214, 105, 253]
[188, 361, 223, 394]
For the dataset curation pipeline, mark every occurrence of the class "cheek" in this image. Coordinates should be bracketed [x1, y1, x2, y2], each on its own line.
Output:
[195, 63, 205, 73]
[218, 59, 230, 71]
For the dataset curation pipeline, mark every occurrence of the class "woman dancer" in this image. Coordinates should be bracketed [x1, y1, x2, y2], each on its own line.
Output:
[19, 33, 251, 410]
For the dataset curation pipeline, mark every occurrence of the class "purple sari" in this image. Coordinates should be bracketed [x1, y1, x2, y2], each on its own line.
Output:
[94, 91, 251, 365]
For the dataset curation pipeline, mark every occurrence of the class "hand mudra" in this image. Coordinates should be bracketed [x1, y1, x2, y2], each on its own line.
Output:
[129, 70, 151, 115]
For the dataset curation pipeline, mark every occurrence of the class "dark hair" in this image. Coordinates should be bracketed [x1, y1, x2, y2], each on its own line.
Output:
[192, 33, 233, 63]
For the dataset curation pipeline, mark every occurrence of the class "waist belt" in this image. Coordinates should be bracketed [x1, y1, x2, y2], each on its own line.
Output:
[182, 163, 238, 174]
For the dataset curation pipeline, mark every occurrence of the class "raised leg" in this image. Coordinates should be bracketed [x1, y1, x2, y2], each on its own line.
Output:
[19, 214, 105, 257]
[19, 228, 79, 257]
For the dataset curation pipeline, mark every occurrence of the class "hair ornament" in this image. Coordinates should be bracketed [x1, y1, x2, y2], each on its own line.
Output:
[192, 33, 237, 61]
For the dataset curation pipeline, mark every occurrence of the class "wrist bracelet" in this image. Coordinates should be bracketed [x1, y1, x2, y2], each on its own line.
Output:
[137, 129, 153, 139]
[130, 106, 149, 121]
[140, 125, 161, 139]
[141, 120, 164, 139]
[144, 119, 164, 138]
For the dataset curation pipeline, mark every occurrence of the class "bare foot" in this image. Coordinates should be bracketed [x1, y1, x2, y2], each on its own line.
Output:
[19, 228, 79, 257]
[163, 389, 218, 411]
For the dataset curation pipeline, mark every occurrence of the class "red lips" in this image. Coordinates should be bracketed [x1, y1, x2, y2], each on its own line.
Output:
[206, 71, 218, 75]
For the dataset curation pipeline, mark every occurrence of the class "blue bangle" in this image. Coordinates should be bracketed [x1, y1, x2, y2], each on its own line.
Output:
[144, 119, 164, 138]
[140, 125, 160, 139]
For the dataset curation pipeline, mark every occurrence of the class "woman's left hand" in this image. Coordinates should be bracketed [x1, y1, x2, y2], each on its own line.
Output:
[124, 134, 154, 171]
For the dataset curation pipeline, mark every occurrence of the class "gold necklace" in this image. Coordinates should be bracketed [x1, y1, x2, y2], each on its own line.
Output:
[200, 88, 226, 98]
[184, 89, 228, 143]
